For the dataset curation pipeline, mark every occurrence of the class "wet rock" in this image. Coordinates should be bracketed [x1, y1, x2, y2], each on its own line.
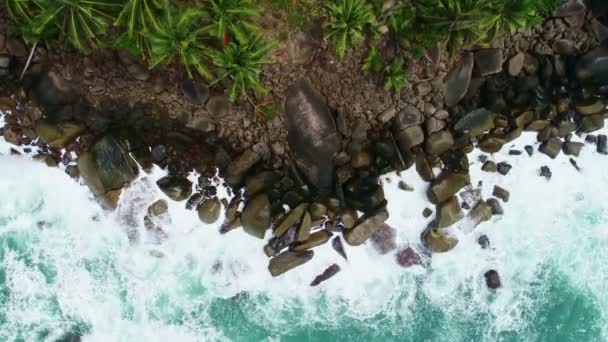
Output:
[344, 210, 389, 246]
[586, 134, 598, 144]
[2, 126, 22, 145]
[525, 145, 534, 156]
[77, 136, 138, 196]
[339, 208, 358, 229]
[310, 264, 340, 286]
[487, 198, 504, 215]
[539, 138, 562, 159]
[478, 235, 490, 249]
[181, 79, 209, 106]
[33, 154, 58, 167]
[484, 270, 502, 289]
[264, 226, 296, 257]
[557, 121, 577, 137]
[482, 161, 497, 172]
[435, 196, 464, 228]
[370, 224, 397, 254]
[245, 171, 279, 196]
[226, 149, 260, 186]
[493, 186, 510, 203]
[540, 166, 552, 180]
[396, 125, 424, 150]
[309, 203, 328, 220]
[474, 49, 502, 76]
[425, 130, 454, 155]
[576, 99, 604, 115]
[514, 111, 534, 128]
[186, 193, 205, 210]
[509, 150, 522, 156]
[479, 136, 505, 153]
[563, 141, 584, 157]
[597, 134, 608, 154]
[65, 165, 80, 179]
[241, 194, 272, 239]
[525, 120, 550, 132]
[460, 187, 481, 208]
[579, 115, 604, 133]
[415, 151, 435, 182]
[454, 108, 495, 137]
[35, 120, 84, 148]
[575, 45, 608, 86]
[285, 80, 340, 191]
[157, 176, 192, 201]
[396, 246, 423, 267]
[148, 199, 169, 217]
[552, 39, 575, 55]
[274, 203, 308, 237]
[293, 230, 332, 251]
[505, 127, 523, 143]
[289, 31, 317, 65]
[332, 236, 348, 260]
[427, 171, 470, 204]
[468, 201, 492, 228]
[296, 211, 312, 242]
[423, 208, 433, 218]
[206, 95, 231, 117]
[508, 52, 525, 77]
[198, 198, 222, 224]
[496, 162, 512, 176]
[268, 250, 314, 277]
[444, 52, 474, 107]
[422, 227, 458, 253]
[537, 126, 558, 143]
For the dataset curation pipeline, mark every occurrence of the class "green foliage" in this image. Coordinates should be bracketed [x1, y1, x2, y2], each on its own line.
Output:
[144, 6, 213, 80]
[383, 58, 407, 93]
[362, 46, 382, 73]
[532, 0, 561, 16]
[113, 0, 165, 57]
[208, 33, 276, 102]
[6, 0, 120, 51]
[487, 0, 542, 39]
[263, 0, 320, 28]
[325, 0, 376, 59]
[201, 0, 260, 44]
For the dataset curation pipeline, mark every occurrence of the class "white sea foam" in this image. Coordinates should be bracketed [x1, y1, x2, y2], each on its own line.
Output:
[0, 107, 607, 340]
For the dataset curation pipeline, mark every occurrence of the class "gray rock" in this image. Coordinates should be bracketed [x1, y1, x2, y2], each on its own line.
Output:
[424, 117, 446, 135]
[454, 108, 495, 137]
[268, 250, 314, 277]
[597, 134, 608, 154]
[396, 125, 424, 150]
[474, 49, 503, 76]
[289, 31, 317, 65]
[482, 161, 497, 172]
[508, 52, 525, 77]
[394, 105, 424, 130]
[487, 198, 504, 215]
[552, 39, 575, 55]
[148, 199, 169, 217]
[497, 162, 512, 175]
[416, 81, 433, 96]
[285, 80, 341, 191]
[378, 106, 397, 123]
[77, 136, 139, 196]
[206, 95, 231, 117]
[181, 79, 209, 106]
[540, 166, 552, 180]
[332, 236, 348, 260]
[226, 149, 260, 186]
[344, 210, 389, 246]
[242, 194, 272, 239]
[435, 196, 464, 228]
[444, 52, 474, 107]
[576, 45, 608, 85]
[157, 176, 192, 201]
[310, 264, 340, 286]
[425, 130, 454, 155]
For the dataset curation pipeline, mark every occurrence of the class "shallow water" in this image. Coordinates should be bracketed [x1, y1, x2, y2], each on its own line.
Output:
[0, 120, 606, 341]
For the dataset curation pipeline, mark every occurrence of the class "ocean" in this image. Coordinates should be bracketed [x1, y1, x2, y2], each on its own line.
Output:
[0, 116, 606, 341]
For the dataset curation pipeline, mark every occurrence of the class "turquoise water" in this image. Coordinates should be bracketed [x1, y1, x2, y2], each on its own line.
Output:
[0, 128, 607, 341]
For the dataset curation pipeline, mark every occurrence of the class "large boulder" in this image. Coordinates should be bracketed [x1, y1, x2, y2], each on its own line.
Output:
[454, 108, 495, 137]
[434, 196, 464, 228]
[285, 80, 341, 191]
[268, 250, 314, 277]
[226, 149, 260, 186]
[425, 130, 454, 155]
[444, 52, 474, 107]
[241, 194, 272, 239]
[474, 49, 503, 76]
[35, 120, 84, 148]
[575, 44, 608, 86]
[421, 227, 458, 253]
[344, 210, 389, 246]
[427, 171, 470, 204]
[77, 136, 139, 196]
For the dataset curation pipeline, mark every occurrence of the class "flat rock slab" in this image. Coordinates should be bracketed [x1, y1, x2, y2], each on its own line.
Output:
[268, 250, 314, 277]
[444, 52, 474, 107]
[285, 80, 341, 191]
[344, 210, 389, 246]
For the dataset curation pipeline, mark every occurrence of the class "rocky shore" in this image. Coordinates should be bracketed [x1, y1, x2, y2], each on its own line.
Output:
[1, 1, 608, 284]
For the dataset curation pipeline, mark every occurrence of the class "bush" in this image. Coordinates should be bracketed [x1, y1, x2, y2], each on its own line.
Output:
[325, 0, 376, 59]
[113, 0, 165, 57]
[201, 0, 260, 45]
[384, 58, 407, 93]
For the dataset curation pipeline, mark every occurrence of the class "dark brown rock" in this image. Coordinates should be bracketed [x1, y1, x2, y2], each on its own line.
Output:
[268, 250, 314, 277]
[435, 196, 464, 228]
[444, 52, 474, 107]
[425, 130, 454, 155]
[484, 269, 502, 289]
[539, 138, 562, 159]
[242, 194, 272, 239]
[344, 210, 389, 246]
[310, 264, 341, 286]
[427, 171, 470, 204]
[563, 141, 584, 156]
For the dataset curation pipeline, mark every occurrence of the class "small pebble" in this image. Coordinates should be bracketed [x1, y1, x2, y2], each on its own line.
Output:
[508, 150, 522, 155]
[422, 208, 433, 218]
[497, 162, 512, 175]
[486, 198, 504, 215]
[540, 166, 552, 180]
[569, 158, 580, 172]
[484, 270, 502, 289]
[585, 134, 598, 144]
[524, 145, 534, 157]
[398, 181, 414, 192]
[478, 235, 490, 249]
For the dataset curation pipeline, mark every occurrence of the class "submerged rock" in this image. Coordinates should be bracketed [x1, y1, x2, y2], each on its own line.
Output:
[370, 224, 397, 254]
[597, 135, 608, 154]
[396, 246, 423, 268]
[344, 210, 389, 246]
[285, 80, 340, 191]
[310, 264, 340, 286]
[156, 176, 192, 201]
[487, 198, 504, 215]
[242, 194, 272, 239]
[268, 250, 314, 277]
[77, 136, 138, 196]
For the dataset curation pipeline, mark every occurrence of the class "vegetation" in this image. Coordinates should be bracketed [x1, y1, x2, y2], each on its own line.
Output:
[362, 46, 382, 73]
[383, 58, 407, 93]
[201, 0, 260, 45]
[325, 0, 376, 59]
[113, 0, 165, 57]
[208, 33, 276, 101]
